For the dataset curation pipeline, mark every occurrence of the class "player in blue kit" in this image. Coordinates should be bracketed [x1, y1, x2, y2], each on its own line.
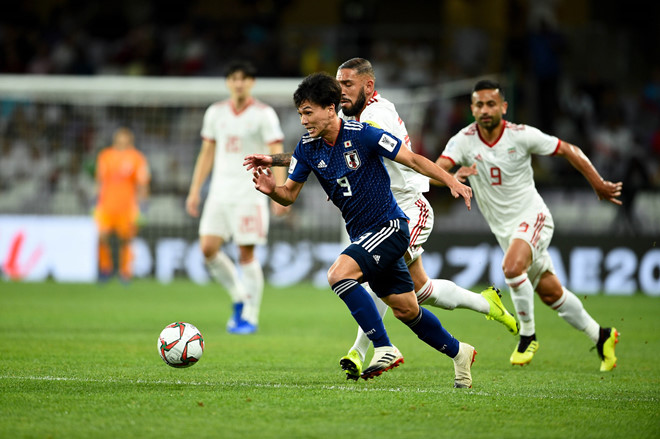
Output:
[250, 72, 477, 387]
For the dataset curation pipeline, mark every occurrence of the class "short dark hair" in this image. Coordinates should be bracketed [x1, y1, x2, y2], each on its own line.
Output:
[293, 72, 341, 112]
[473, 79, 505, 100]
[337, 57, 375, 80]
[224, 60, 257, 78]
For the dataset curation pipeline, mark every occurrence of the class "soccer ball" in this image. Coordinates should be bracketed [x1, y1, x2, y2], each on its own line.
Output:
[157, 322, 204, 368]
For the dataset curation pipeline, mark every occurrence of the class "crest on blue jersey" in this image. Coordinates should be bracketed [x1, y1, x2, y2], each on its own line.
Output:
[344, 150, 361, 170]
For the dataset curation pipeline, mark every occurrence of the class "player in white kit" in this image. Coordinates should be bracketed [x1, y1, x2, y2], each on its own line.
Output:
[186, 60, 287, 334]
[436, 79, 622, 371]
[334, 59, 520, 379]
[244, 59, 518, 380]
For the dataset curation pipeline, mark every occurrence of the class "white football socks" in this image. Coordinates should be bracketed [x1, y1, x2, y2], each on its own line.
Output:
[349, 284, 388, 362]
[415, 279, 490, 314]
[205, 252, 246, 304]
[506, 273, 536, 336]
[551, 287, 600, 343]
[240, 259, 264, 325]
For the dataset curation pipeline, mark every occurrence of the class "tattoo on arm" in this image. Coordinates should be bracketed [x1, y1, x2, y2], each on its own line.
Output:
[271, 153, 293, 167]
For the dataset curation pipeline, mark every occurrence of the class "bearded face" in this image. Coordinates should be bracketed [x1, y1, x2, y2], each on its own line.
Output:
[476, 111, 502, 132]
[471, 89, 507, 133]
[340, 86, 367, 117]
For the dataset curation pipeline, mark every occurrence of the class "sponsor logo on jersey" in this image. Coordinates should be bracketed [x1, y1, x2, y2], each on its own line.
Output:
[372, 254, 381, 264]
[343, 140, 352, 148]
[288, 156, 298, 174]
[344, 150, 361, 170]
[378, 134, 397, 152]
[475, 154, 483, 161]
[317, 160, 327, 168]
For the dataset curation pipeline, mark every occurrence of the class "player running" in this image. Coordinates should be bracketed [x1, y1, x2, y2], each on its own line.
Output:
[250, 72, 477, 387]
[436, 79, 621, 371]
[244, 58, 518, 380]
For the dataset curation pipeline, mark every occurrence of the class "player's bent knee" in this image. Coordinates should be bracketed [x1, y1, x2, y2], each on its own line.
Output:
[384, 293, 419, 321]
[538, 288, 561, 305]
[391, 307, 418, 322]
[201, 246, 218, 260]
[502, 264, 526, 280]
[327, 256, 362, 285]
[326, 266, 344, 286]
[327, 268, 353, 286]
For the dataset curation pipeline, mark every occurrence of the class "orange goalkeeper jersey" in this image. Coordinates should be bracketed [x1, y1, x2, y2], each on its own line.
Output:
[96, 147, 150, 214]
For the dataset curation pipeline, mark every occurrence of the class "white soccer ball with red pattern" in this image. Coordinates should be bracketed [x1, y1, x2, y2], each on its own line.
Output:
[158, 322, 204, 368]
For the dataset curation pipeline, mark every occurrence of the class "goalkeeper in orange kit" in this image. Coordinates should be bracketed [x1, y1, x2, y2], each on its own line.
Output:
[94, 127, 150, 282]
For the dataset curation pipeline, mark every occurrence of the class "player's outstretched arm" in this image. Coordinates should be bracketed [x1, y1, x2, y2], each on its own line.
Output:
[555, 140, 623, 205]
[252, 167, 303, 206]
[395, 147, 472, 210]
[243, 152, 293, 170]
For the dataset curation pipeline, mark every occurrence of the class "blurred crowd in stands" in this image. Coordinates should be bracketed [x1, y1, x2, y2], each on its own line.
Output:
[1, 0, 659, 234]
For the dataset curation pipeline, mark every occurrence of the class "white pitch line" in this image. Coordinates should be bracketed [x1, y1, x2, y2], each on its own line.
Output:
[0, 374, 425, 393]
[0, 375, 657, 402]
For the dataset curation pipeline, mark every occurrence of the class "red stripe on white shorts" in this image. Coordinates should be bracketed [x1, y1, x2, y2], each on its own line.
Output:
[409, 199, 429, 247]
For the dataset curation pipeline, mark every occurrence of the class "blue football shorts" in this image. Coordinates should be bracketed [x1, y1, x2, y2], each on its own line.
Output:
[342, 218, 414, 298]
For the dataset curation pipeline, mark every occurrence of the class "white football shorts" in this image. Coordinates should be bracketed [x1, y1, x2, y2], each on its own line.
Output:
[199, 200, 269, 246]
[496, 208, 556, 289]
[401, 194, 434, 266]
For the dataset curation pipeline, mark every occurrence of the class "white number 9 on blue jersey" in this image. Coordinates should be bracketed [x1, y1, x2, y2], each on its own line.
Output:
[337, 176, 352, 196]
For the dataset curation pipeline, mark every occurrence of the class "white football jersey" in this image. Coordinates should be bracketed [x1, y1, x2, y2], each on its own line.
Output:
[441, 121, 560, 238]
[339, 91, 429, 206]
[201, 98, 284, 204]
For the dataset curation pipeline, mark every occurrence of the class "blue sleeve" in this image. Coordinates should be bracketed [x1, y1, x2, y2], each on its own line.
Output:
[361, 123, 402, 160]
[288, 141, 312, 183]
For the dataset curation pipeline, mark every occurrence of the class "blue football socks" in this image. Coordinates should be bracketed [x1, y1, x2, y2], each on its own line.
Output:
[332, 279, 391, 348]
[405, 307, 459, 358]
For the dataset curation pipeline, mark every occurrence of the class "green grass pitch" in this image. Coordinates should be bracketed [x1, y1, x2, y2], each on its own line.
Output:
[1, 280, 659, 438]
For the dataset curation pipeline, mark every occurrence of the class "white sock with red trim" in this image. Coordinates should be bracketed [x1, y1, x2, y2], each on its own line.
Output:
[415, 279, 489, 314]
[506, 273, 536, 336]
[551, 287, 600, 343]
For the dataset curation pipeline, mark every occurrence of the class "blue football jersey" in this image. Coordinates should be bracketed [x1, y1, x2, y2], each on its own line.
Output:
[289, 120, 408, 241]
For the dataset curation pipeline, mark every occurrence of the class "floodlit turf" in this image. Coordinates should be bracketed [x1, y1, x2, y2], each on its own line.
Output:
[1, 279, 659, 438]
